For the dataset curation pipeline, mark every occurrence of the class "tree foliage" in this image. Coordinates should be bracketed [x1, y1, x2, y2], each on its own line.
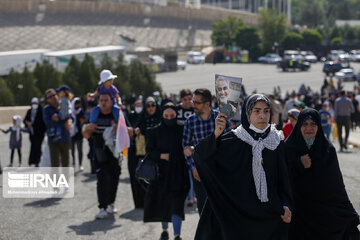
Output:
[211, 16, 244, 48]
[258, 9, 287, 52]
[0, 77, 15, 106]
[235, 26, 262, 62]
[281, 32, 304, 48]
[301, 29, 323, 45]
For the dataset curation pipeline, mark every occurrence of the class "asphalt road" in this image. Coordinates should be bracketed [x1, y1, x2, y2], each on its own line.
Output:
[156, 62, 360, 96]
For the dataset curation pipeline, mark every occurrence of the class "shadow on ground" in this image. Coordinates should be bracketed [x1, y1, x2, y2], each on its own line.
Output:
[67, 215, 121, 235]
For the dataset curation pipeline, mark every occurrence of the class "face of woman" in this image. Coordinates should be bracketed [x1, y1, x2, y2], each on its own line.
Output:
[145, 101, 156, 115]
[300, 118, 318, 138]
[249, 101, 270, 130]
[163, 108, 176, 120]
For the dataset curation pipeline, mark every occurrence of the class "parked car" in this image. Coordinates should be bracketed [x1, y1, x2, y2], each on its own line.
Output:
[301, 51, 317, 63]
[177, 60, 186, 70]
[187, 51, 205, 64]
[323, 61, 350, 76]
[350, 50, 360, 62]
[327, 50, 350, 62]
[335, 68, 357, 82]
[257, 53, 282, 64]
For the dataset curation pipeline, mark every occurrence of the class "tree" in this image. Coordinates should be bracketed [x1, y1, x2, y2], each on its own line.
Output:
[235, 26, 262, 62]
[100, 53, 114, 70]
[33, 60, 63, 94]
[129, 60, 161, 97]
[301, 29, 323, 46]
[0, 77, 15, 106]
[258, 9, 287, 52]
[62, 56, 81, 95]
[330, 26, 341, 40]
[211, 16, 244, 48]
[330, 37, 343, 45]
[300, 2, 324, 28]
[5, 70, 24, 105]
[281, 32, 303, 48]
[20, 67, 41, 105]
[78, 54, 98, 97]
[113, 54, 131, 98]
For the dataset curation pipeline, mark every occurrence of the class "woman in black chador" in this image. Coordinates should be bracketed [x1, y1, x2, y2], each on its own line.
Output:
[143, 103, 190, 240]
[285, 108, 359, 240]
[193, 94, 293, 240]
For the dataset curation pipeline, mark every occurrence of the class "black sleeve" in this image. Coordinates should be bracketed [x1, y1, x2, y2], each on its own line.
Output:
[193, 132, 218, 166]
[277, 142, 293, 211]
[145, 127, 161, 162]
[23, 110, 31, 124]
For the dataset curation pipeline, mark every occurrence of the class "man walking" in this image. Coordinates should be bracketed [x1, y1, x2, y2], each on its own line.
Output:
[334, 90, 354, 151]
[43, 89, 72, 168]
[83, 92, 121, 219]
[182, 88, 230, 215]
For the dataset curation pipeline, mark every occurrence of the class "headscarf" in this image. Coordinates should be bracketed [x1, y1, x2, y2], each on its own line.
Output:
[12, 115, 22, 142]
[232, 94, 284, 202]
[31, 97, 39, 123]
[243, 94, 272, 139]
[285, 108, 329, 157]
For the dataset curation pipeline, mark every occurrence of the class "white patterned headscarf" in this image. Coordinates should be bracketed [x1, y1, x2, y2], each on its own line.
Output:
[233, 94, 284, 202]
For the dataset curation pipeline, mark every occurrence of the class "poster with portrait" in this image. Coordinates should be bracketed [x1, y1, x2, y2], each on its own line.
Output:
[215, 74, 242, 119]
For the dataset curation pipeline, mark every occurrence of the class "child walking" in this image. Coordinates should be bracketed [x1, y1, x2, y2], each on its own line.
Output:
[0, 115, 28, 167]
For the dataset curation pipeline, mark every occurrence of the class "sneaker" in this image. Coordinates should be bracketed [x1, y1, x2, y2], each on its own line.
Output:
[79, 165, 84, 171]
[106, 204, 118, 214]
[95, 208, 108, 219]
[174, 236, 182, 240]
[159, 231, 169, 240]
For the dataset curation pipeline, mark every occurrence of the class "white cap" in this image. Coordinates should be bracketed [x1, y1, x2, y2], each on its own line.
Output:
[98, 70, 117, 85]
[31, 97, 39, 104]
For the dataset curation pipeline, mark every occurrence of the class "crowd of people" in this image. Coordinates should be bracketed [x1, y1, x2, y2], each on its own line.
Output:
[0, 69, 360, 240]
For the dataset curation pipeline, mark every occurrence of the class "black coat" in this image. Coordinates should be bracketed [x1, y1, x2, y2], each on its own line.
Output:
[285, 108, 359, 240]
[193, 132, 292, 240]
[23, 105, 46, 165]
[143, 122, 189, 222]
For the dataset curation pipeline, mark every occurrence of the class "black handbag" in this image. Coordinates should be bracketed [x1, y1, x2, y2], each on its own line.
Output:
[135, 154, 159, 183]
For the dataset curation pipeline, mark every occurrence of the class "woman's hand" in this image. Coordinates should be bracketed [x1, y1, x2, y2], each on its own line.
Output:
[160, 153, 169, 161]
[300, 154, 312, 168]
[135, 127, 140, 136]
[281, 207, 292, 223]
[214, 113, 227, 139]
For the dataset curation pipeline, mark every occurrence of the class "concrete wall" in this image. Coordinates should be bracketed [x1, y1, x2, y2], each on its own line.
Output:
[0, 0, 257, 25]
[0, 106, 29, 125]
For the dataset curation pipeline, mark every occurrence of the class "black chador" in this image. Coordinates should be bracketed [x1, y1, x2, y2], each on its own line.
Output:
[193, 94, 293, 240]
[285, 108, 359, 240]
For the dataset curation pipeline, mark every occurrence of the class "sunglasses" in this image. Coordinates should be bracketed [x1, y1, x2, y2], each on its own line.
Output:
[146, 104, 156, 108]
[46, 94, 56, 99]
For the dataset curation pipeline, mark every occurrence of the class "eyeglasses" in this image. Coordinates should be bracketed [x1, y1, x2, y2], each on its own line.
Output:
[192, 100, 204, 105]
[146, 104, 156, 108]
[46, 94, 56, 99]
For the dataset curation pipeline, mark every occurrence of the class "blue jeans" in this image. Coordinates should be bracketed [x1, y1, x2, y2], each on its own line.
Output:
[161, 215, 182, 236]
[322, 125, 331, 139]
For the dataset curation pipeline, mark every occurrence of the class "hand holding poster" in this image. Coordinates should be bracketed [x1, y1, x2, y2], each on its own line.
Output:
[215, 74, 242, 119]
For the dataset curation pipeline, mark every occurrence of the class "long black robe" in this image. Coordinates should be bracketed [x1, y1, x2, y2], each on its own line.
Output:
[143, 122, 189, 222]
[285, 108, 360, 240]
[193, 94, 293, 240]
[127, 110, 146, 208]
[23, 105, 46, 165]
